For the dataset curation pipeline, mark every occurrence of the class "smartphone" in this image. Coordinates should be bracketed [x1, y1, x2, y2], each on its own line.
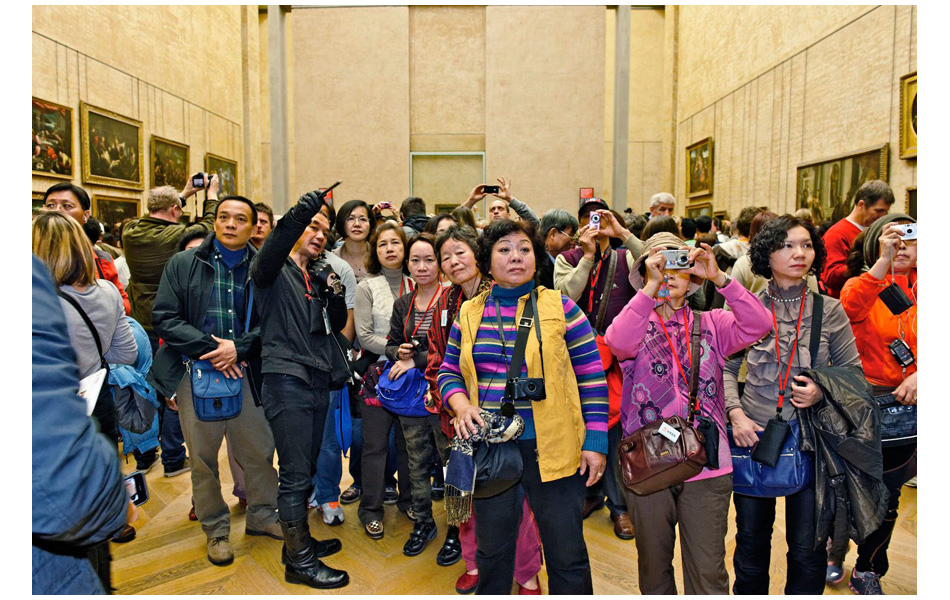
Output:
[483, 185, 500, 194]
[124, 471, 149, 506]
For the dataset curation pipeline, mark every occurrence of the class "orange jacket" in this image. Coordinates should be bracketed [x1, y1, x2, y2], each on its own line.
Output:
[840, 270, 917, 387]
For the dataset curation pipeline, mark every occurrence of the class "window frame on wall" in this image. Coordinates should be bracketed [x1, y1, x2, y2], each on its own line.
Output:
[409, 151, 487, 215]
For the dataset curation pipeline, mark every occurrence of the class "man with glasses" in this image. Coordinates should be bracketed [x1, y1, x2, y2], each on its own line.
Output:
[537, 208, 579, 288]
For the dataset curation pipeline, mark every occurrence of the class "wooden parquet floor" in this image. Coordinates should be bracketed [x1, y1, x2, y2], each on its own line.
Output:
[112, 445, 917, 595]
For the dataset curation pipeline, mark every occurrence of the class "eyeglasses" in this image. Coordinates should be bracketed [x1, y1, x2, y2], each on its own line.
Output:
[900, 238, 917, 246]
[345, 216, 370, 225]
[555, 229, 576, 247]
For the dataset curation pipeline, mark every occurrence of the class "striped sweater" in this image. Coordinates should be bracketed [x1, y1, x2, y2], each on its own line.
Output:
[437, 281, 609, 454]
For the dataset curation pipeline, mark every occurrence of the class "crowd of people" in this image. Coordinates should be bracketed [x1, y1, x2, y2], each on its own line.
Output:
[33, 175, 916, 595]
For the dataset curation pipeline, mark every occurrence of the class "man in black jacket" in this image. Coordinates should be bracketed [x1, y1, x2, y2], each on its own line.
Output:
[150, 196, 281, 567]
[249, 190, 349, 589]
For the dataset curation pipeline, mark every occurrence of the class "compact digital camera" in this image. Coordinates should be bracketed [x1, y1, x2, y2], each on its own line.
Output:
[589, 212, 602, 230]
[506, 377, 546, 402]
[896, 223, 917, 241]
[192, 173, 211, 189]
[660, 249, 692, 269]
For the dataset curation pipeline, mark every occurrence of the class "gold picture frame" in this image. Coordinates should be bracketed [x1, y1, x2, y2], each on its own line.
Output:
[900, 71, 917, 159]
[205, 153, 238, 197]
[151, 136, 190, 190]
[686, 137, 713, 198]
[92, 194, 140, 226]
[434, 204, 459, 215]
[80, 102, 144, 190]
[906, 187, 916, 220]
[796, 144, 889, 224]
[32, 97, 74, 180]
[33, 191, 45, 214]
[686, 201, 713, 219]
[713, 210, 728, 221]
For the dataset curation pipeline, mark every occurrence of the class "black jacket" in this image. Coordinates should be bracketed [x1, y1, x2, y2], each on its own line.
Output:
[801, 365, 887, 552]
[385, 291, 431, 369]
[249, 206, 347, 377]
[148, 234, 263, 402]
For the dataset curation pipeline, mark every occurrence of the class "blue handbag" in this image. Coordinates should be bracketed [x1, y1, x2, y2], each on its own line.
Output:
[728, 420, 814, 497]
[375, 361, 430, 418]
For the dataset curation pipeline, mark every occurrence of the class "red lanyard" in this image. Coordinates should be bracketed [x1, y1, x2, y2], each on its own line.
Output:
[769, 286, 808, 410]
[587, 254, 606, 311]
[300, 266, 314, 300]
[656, 306, 691, 386]
[399, 276, 414, 298]
[404, 285, 442, 340]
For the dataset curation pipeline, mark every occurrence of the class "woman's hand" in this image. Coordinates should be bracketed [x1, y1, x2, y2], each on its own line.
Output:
[450, 399, 485, 440]
[388, 358, 415, 380]
[597, 210, 633, 241]
[729, 408, 763, 447]
[397, 342, 415, 361]
[789, 375, 823, 408]
[579, 451, 607, 487]
[641, 248, 667, 298]
[894, 371, 917, 405]
[687, 243, 724, 284]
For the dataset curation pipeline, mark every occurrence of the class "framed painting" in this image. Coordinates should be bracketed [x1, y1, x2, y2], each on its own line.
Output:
[906, 187, 916, 220]
[434, 203, 458, 215]
[796, 144, 888, 225]
[686, 137, 713, 198]
[713, 210, 728, 221]
[579, 187, 594, 200]
[151, 136, 190, 190]
[33, 192, 45, 215]
[32, 97, 74, 179]
[80, 102, 144, 190]
[900, 71, 917, 159]
[205, 153, 238, 197]
[92, 195, 140, 226]
[686, 202, 713, 219]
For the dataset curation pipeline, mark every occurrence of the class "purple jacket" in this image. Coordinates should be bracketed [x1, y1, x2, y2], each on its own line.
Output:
[604, 278, 772, 481]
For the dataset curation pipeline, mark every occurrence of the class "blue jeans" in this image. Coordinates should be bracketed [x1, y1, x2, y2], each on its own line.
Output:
[311, 390, 344, 505]
[146, 330, 186, 467]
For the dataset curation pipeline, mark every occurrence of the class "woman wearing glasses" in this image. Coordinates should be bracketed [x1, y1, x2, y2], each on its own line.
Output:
[334, 200, 375, 283]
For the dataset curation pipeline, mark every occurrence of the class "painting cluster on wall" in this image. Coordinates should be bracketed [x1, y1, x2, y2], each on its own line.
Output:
[796, 145, 889, 225]
[32, 97, 237, 222]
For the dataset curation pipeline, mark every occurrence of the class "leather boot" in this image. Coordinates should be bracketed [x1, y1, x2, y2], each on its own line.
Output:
[279, 519, 349, 589]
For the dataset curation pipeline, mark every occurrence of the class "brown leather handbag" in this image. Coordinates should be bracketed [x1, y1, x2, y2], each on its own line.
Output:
[618, 311, 709, 496]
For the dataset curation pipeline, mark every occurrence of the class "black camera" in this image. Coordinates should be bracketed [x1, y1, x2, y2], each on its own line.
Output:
[506, 377, 546, 402]
[192, 172, 211, 189]
[314, 265, 344, 299]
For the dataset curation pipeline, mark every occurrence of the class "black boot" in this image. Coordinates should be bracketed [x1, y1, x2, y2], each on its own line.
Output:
[279, 519, 349, 589]
[436, 525, 461, 566]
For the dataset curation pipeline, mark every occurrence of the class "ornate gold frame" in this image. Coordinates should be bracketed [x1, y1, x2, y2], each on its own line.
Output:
[205, 153, 238, 196]
[80, 102, 144, 190]
[900, 71, 917, 160]
[150, 135, 190, 190]
[686, 137, 714, 199]
[686, 201, 713, 219]
[32, 96, 74, 180]
[906, 186, 916, 219]
[91, 194, 141, 224]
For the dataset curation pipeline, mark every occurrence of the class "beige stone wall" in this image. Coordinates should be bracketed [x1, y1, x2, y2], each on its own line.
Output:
[32, 5, 256, 214]
[674, 5, 916, 218]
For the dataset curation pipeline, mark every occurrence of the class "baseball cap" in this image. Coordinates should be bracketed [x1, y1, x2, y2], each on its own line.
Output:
[578, 197, 609, 219]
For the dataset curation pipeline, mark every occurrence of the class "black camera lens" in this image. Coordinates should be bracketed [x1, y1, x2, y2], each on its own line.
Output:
[676, 253, 690, 266]
[525, 382, 537, 393]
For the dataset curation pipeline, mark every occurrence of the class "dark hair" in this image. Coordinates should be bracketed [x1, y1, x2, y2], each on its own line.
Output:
[680, 218, 697, 239]
[749, 215, 826, 280]
[627, 213, 647, 239]
[335, 199, 375, 240]
[695, 215, 712, 234]
[712, 216, 722, 230]
[82, 218, 102, 244]
[696, 233, 718, 247]
[400, 196, 427, 218]
[366, 221, 409, 275]
[254, 202, 274, 224]
[845, 231, 868, 279]
[403, 232, 438, 276]
[476, 219, 546, 285]
[735, 206, 762, 238]
[538, 209, 579, 239]
[452, 205, 478, 230]
[641, 215, 680, 241]
[178, 230, 209, 252]
[424, 213, 455, 235]
[748, 210, 778, 243]
[435, 225, 480, 263]
[853, 180, 895, 208]
[44, 182, 91, 211]
[215, 195, 258, 225]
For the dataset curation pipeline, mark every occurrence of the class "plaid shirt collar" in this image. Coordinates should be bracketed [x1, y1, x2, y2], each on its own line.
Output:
[207, 244, 250, 339]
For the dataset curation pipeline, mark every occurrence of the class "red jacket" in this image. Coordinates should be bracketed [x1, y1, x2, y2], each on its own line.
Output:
[93, 249, 131, 316]
[820, 219, 862, 298]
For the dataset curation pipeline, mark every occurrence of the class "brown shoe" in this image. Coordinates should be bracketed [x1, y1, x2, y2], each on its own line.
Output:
[612, 512, 635, 540]
[246, 519, 284, 540]
[582, 497, 605, 520]
[207, 536, 234, 566]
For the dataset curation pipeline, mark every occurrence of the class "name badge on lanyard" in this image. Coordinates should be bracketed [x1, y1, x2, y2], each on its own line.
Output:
[441, 309, 448, 327]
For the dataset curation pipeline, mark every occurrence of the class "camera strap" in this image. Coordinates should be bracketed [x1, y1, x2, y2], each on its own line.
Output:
[593, 250, 619, 335]
[808, 292, 824, 371]
[687, 310, 702, 423]
[57, 290, 107, 371]
[494, 290, 544, 382]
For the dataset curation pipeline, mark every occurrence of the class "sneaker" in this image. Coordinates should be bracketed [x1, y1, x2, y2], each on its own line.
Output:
[383, 486, 398, 505]
[164, 458, 191, 478]
[340, 485, 361, 504]
[207, 536, 233, 566]
[307, 489, 320, 510]
[135, 449, 159, 473]
[826, 561, 845, 584]
[849, 568, 884, 595]
[321, 502, 344, 526]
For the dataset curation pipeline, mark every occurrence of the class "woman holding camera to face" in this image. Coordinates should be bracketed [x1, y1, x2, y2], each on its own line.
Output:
[437, 219, 608, 594]
[603, 233, 772, 594]
[724, 216, 862, 595]
[834, 214, 916, 594]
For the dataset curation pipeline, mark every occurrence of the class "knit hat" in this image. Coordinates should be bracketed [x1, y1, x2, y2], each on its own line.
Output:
[863, 213, 915, 269]
[630, 232, 700, 294]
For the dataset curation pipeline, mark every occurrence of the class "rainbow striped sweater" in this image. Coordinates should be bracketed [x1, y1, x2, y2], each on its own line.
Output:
[437, 281, 609, 454]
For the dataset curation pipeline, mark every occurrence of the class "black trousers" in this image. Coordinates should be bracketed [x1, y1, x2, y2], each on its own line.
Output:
[855, 443, 916, 575]
[473, 439, 593, 595]
[733, 482, 827, 595]
[260, 371, 330, 522]
[358, 404, 412, 524]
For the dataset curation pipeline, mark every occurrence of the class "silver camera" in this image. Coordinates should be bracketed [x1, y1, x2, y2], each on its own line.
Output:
[660, 249, 691, 269]
[896, 223, 917, 241]
[589, 212, 601, 230]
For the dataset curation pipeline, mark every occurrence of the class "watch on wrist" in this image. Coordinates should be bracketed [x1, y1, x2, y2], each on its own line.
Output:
[715, 273, 732, 288]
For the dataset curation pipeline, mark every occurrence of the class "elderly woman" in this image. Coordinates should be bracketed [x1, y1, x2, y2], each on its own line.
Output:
[438, 219, 607, 594]
[725, 216, 862, 594]
[604, 232, 772, 594]
[836, 214, 917, 594]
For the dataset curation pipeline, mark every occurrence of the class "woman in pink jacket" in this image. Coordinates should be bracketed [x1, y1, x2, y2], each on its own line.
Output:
[604, 232, 772, 594]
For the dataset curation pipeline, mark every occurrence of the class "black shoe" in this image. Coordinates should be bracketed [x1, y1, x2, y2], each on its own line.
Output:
[112, 524, 136, 544]
[134, 449, 159, 473]
[431, 485, 445, 501]
[339, 485, 362, 505]
[279, 519, 349, 589]
[383, 486, 398, 505]
[435, 526, 461, 566]
[403, 522, 438, 557]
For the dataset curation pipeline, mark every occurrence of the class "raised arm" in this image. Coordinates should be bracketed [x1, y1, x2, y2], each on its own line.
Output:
[250, 191, 325, 289]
